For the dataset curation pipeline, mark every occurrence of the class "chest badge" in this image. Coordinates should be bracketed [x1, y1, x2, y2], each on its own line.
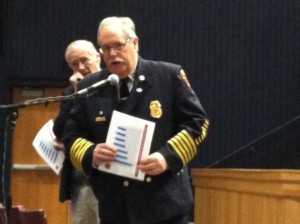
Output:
[149, 100, 162, 118]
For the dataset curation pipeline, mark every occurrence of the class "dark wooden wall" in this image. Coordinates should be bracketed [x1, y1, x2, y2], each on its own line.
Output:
[1, 0, 300, 202]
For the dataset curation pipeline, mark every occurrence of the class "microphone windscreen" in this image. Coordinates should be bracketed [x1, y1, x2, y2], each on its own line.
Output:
[108, 74, 119, 86]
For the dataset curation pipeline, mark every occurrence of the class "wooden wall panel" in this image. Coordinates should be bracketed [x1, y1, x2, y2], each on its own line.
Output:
[11, 86, 71, 224]
[192, 169, 300, 224]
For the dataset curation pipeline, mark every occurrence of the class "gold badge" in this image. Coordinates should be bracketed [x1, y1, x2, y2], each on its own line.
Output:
[150, 100, 162, 118]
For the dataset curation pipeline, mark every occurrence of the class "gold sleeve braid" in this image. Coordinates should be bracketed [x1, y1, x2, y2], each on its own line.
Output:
[70, 138, 94, 171]
[167, 119, 209, 165]
[196, 119, 209, 144]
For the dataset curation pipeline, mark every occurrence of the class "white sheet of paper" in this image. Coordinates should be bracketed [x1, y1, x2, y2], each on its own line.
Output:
[100, 110, 155, 181]
[32, 119, 65, 175]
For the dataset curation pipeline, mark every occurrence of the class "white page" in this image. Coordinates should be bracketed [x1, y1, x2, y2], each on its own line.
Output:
[100, 110, 155, 181]
[32, 119, 65, 175]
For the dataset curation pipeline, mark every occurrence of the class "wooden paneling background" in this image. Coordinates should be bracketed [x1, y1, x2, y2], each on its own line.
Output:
[11, 86, 71, 223]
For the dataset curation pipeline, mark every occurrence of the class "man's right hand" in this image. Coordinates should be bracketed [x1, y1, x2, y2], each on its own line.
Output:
[53, 138, 65, 152]
[69, 72, 84, 93]
[93, 143, 117, 167]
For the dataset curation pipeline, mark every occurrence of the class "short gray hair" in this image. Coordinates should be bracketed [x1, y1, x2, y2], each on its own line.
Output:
[97, 17, 137, 45]
[65, 40, 99, 61]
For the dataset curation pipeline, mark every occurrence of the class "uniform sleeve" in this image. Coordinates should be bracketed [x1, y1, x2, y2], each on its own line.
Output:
[62, 101, 96, 175]
[53, 86, 75, 139]
[160, 68, 209, 174]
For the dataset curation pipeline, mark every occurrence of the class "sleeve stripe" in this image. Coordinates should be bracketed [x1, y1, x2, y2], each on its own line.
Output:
[70, 138, 94, 171]
[168, 139, 186, 165]
[173, 135, 190, 161]
[203, 119, 209, 129]
[175, 134, 193, 161]
[168, 130, 197, 165]
[196, 119, 209, 144]
[167, 119, 210, 165]
[179, 131, 197, 156]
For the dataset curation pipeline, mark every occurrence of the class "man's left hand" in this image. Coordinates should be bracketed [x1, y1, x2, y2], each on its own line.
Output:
[138, 152, 168, 176]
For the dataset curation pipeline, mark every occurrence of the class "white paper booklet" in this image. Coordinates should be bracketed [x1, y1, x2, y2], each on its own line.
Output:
[32, 119, 65, 175]
[100, 110, 155, 181]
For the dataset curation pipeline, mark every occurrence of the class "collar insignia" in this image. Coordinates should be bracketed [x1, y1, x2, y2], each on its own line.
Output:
[95, 116, 106, 122]
[138, 75, 145, 81]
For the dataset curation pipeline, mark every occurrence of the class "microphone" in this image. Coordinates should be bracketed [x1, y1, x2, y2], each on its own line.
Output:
[75, 74, 119, 96]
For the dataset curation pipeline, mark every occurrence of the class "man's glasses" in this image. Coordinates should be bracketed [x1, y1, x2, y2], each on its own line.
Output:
[69, 57, 94, 68]
[99, 38, 133, 55]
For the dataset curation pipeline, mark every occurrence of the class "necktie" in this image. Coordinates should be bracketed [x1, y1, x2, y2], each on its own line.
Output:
[120, 77, 130, 100]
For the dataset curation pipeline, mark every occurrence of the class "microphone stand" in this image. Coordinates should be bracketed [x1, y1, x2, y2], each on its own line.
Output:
[0, 93, 87, 224]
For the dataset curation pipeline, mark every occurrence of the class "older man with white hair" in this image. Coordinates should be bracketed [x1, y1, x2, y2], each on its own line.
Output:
[53, 39, 101, 224]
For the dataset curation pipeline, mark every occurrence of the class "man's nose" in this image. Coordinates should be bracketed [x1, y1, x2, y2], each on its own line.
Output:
[108, 47, 118, 56]
[78, 62, 86, 69]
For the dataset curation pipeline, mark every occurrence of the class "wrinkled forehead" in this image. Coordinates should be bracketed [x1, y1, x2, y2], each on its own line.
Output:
[99, 26, 127, 44]
[66, 48, 94, 62]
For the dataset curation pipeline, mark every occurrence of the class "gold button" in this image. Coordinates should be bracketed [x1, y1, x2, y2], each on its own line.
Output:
[123, 180, 129, 187]
[145, 177, 152, 183]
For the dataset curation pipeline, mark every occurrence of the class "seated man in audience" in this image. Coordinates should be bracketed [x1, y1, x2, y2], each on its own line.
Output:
[53, 40, 101, 224]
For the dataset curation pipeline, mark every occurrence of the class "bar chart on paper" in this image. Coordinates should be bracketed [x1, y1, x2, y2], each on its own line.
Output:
[113, 126, 133, 167]
[101, 110, 155, 181]
[32, 119, 65, 174]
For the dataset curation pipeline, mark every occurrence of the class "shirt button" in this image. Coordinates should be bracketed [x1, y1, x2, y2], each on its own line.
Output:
[145, 177, 152, 183]
[123, 180, 130, 187]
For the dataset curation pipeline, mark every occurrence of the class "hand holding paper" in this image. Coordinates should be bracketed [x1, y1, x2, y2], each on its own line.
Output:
[99, 110, 155, 181]
[32, 119, 65, 175]
[138, 152, 168, 176]
[93, 143, 117, 165]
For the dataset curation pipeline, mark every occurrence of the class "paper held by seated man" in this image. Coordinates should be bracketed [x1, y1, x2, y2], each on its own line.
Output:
[32, 119, 65, 175]
[100, 110, 155, 181]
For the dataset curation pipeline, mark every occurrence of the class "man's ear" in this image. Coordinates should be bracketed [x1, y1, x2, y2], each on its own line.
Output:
[133, 38, 139, 52]
[96, 53, 101, 64]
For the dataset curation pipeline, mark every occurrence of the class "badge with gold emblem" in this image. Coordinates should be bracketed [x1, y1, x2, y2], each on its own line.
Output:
[149, 100, 162, 118]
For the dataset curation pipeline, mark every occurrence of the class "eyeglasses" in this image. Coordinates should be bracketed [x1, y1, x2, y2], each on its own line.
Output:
[99, 38, 133, 55]
[69, 57, 94, 68]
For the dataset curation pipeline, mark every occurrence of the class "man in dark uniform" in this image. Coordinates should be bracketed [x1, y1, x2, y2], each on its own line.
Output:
[62, 17, 209, 224]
